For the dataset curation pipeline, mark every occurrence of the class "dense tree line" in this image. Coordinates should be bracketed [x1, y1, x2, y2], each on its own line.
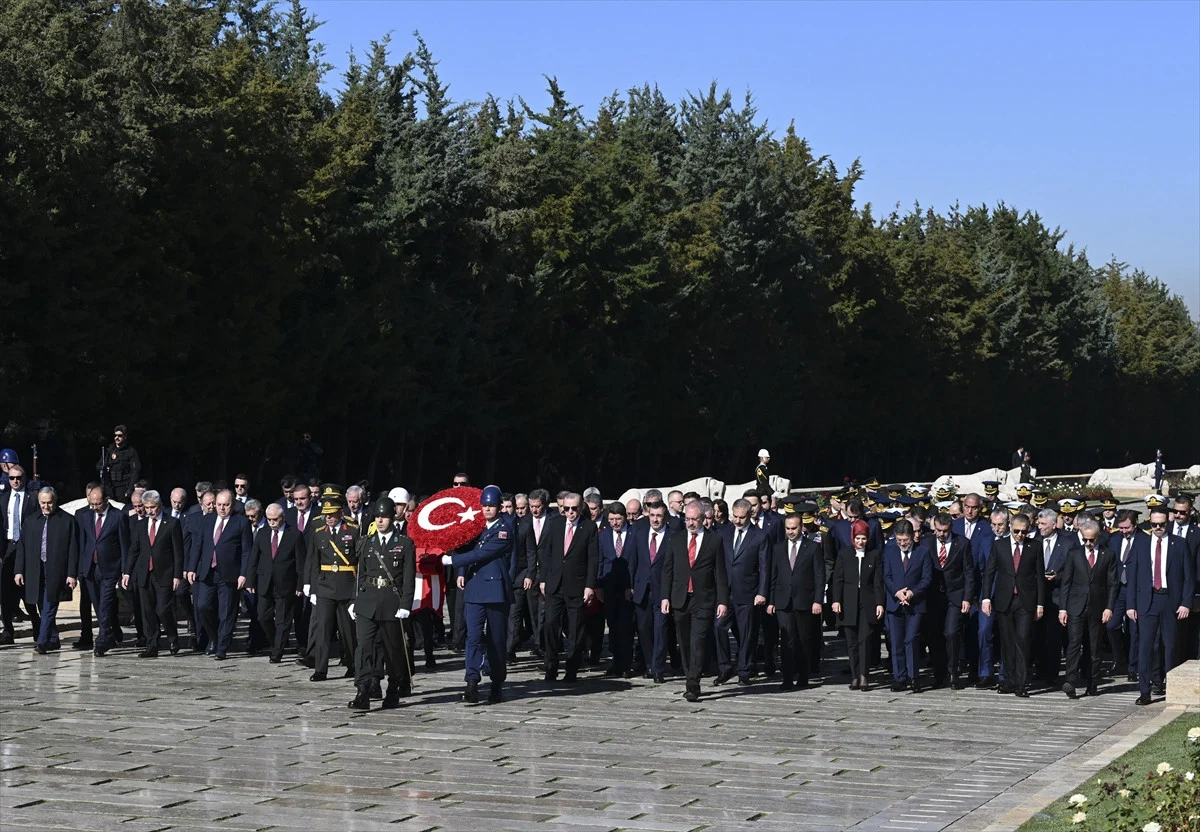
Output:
[3, 0, 1198, 496]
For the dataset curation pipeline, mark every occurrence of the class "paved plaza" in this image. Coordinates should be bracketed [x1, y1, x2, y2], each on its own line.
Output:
[0, 615, 1166, 832]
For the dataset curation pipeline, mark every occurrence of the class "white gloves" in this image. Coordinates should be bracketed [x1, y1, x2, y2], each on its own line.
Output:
[396, 608, 410, 620]
[348, 604, 356, 621]
[309, 593, 317, 606]
[441, 555, 453, 566]
[302, 584, 311, 596]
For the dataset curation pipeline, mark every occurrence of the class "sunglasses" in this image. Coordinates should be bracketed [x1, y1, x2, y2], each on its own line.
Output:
[9, 476, 23, 482]
[453, 481, 468, 486]
[1149, 522, 1167, 528]
[561, 506, 580, 513]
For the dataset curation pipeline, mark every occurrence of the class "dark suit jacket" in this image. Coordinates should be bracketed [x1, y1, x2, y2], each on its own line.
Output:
[1127, 533, 1193, 613]
[245, 524, 304, 596]
[76, 507, 129, 581]
[15, 508, 79, 605]
[661, 528, 728, 611]
[768, 535, 824, 612]
[1033, 531, 1074, 608]
[1, 486, 39, 548]
[1060, 544, 1119, 619]
[283, 505, 319, 570]
[883, 542, 933, 614]
[186, 512, 253, 584]
[718, 523, 770, 604]
[631, 524, 671, 606]
[926, 534, 973, 606]
[597, 526, 638, 596]
[830, 546, 884, 623]
[537, 515, 599, 598]
[125, 513, 185, 586]
[982, 536, 1046, 613]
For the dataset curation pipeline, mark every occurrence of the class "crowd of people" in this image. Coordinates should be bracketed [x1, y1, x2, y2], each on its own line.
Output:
[1, 433, 1198, 712]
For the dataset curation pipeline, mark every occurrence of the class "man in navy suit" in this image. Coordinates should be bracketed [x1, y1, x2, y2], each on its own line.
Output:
[746, 491, 782, 544]
[955, 495, 998, 686]
[537, 492, 599, 683]
[631, 502, 672, 683]
[76, 482, 129, 656]
[883, 519, 932, 691]
[982, 514, 1045, 697]
[443, 485, 514, 704]
[924, 512, 974, 688]
[1106, 510, 1142, 680]
[184, 489, 252, 660]
[14, 487, 79, 651]
[597, 502, 639, 678]
[1169, 494, 1200, 662]
[123, 490, 186, 657]
[1032, 508, 1074, 686]
[1127, 506, 1193, 704]
[1, 465, 42, 644]
[714, 498, 769, 685]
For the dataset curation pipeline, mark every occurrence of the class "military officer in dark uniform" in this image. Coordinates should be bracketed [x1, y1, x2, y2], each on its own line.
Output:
[755, 449, 771, 494]
[303, 495, 359, 681]
[442, 485, 514, 704]
[348, 497, 416, 711]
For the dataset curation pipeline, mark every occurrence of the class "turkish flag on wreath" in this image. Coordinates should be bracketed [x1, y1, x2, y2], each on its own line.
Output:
[409, 487, 486, 616]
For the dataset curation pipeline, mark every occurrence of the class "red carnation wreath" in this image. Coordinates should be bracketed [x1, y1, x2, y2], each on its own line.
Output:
[409, 487, 486, 554]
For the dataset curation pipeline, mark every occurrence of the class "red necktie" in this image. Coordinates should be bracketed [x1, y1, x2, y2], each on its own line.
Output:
[297, 512, 305, 533]
[564, 522, 575, 557]
[615, 532, 623, 558]
[212, 518, 224, 567]
[148, 518, 156, 571]
[687, 532, 697, 593]
[1087, 546, 1095, 570]
[649, 532, 658, 563]
[1153, 538, 1163, 590]
[1012, 543, 1021, 594]
[93, 513, 102, 563]
[939, 542, 948, 569]
[271, 529, 279, 560]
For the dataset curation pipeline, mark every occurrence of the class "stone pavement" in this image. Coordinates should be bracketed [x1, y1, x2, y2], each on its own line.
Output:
[0, 616, 1166, 832]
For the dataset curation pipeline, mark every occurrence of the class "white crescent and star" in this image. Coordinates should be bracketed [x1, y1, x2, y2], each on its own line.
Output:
[415, 496, 481, 530]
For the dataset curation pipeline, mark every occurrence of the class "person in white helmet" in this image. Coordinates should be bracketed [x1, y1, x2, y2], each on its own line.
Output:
[755, 449, 771, 494]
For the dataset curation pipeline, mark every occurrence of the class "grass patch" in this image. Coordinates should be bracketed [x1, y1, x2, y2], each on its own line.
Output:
[1019, 711, 1200, 832]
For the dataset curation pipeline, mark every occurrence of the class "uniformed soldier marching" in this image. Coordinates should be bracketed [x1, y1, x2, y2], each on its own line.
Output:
[348, 497, 416, 710]
[303, 495, 359, 681]
[442, 485, 514, 704]
[755, 449, 771, 495]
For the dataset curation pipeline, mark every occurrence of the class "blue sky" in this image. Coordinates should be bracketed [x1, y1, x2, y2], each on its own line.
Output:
[307, 0, 1200, 317]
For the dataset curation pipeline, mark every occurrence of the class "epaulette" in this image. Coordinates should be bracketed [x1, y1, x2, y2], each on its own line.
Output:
[345, 518, 360, 528]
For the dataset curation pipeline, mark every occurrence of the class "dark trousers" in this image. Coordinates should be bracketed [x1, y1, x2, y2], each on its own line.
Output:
[82, 568, 119, 649]
[584, 604, 605, 662]
[543, 593, 584, 674]
[759, 605, 779, 672]
[118, 581, 145, 641]
[1137, 594, 1177, 697]
[887, 609, 923, 684]
[1034, 600, 1065, 681]
[778, 608, 816, 686]
[294, 597, 311, 654]
[714, 602, 757, 677]
[139, 580, 178, 650]
[242, 588, 267, 650]
[258, 592, 297, 658]
[36, 564, 60, 646]
[972, 604, 997, 678]
[671, 594, 712, 693]
[605, 593, 636, 673]
[409, 608, 436, 665]
[925, 595, 963, 681]
[995, 599, 1034, 692]
[465, 601, 508, 684]
[1064, 610, 1105, 688]
[843, 606, 876, 680]
[447, 570, 467, 650]
[355, 615, 411, 691]
[633, 595, 668, 674]
[1107, 588, 1138, 673]
[2, 542, 38, 635]
[312, 596, 355, 674]
[506, 582, 539, 653]
[194, 577, 238, 657]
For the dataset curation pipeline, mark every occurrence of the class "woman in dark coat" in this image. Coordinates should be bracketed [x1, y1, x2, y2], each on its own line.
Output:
[830, 520, 884, 690]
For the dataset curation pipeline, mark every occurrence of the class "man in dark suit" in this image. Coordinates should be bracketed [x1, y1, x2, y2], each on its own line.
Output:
[184, 489, 252, 660]
[76, 482, 129, 656]
[746, 490, 783, 544]
[1106, 510, 1142, 681]
[982, 514, 1045, 697]
[284, 483, 317, 658]
[537, 492, 599, 683]
[632, 502, 672, 682]
[1169, 494, 1200, 662]
[883, 519, 933, 692]
[597, 502, 639, 678]
[505, 497, 536, 661]
[244, 503, 304, 662]
[714, 498, 769, 685]
[1059, 518, 1118, 698]
[1127, 506, 1193, 704]
[1032, 508, 1074, 686]
[661, 501, 729, 701]
[954, 493, 996, 686]
[924, 512, 974, 688]
[1, 465, 41, 644]
[766, 512, 824, 690]
[14, 487, 79, 652]
[122, 490, 185, 657]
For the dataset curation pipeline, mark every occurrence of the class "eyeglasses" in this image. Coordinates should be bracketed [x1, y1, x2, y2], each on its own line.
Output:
[9, 476, 23, 482]
[1011, 528, 1027, 534]
[1149, 521, 1167, 528]
[1081, 537, 1097, 543]
[235, 483, 248, 489]
[561, 505, 580, 513]
[1174, 508, 1191, 515]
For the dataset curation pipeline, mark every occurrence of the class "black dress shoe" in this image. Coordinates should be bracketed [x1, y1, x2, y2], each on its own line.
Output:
[623, 669, 636, 679]
[297, 656, 315, 668]
[910, 680, 922, 694]
[780, 681, 795, 691]
[1127, 672, 1138, 682]
[1152, 682, 1165, 696]
[737, 675, 750, 686]
[368, 680, 382, 699]
[652, 673, 666, 683]
[713, 670, 734, 686]
[381, 693, 402, 710]
[683, 689, 699, 702]
[310, 671, 327, 681]
[977, 676, 997, 689]
[998, 681, 1014, 695]
[73, 639, 94, 650]
[890, 682, 906, 692]
[93, 646, 109, 657]
[268, 654, 282, 663]
[135, 637, 147, 648]
[603, 668, 621, 678]
[506, 651, 518, 663]
[1062, 682, 1077, 699]
[544, 670, 558, 682]
[0, 631, 14, 645]
[138, 649, 158, 659]
[487, 682, 503, 704]
[848, 679, 860, 690]
[462, 681, 479, 703]
[169, 641, 180, 656]
[214, 654, 227, 661]
[764, 666, 778, 679]
[951, 676, 965, 690]
[424, 658, 437, 670]
[562, 671, 579, 684]
[1086, 685, 1099, 697]
[48, 640, 60, 651]
[1015, 688, 1030, 698]
[348, 686, 370, 710]
[1136, 694, 1152, 705]
[34, 643, 48, 654]
[343, 666, 354, 678]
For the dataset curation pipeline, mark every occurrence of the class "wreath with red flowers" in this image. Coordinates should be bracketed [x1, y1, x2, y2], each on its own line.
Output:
[409, 487, 486, 554]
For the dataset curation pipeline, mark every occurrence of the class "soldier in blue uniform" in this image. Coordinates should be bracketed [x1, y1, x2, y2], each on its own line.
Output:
[442, 485, 514, 704]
